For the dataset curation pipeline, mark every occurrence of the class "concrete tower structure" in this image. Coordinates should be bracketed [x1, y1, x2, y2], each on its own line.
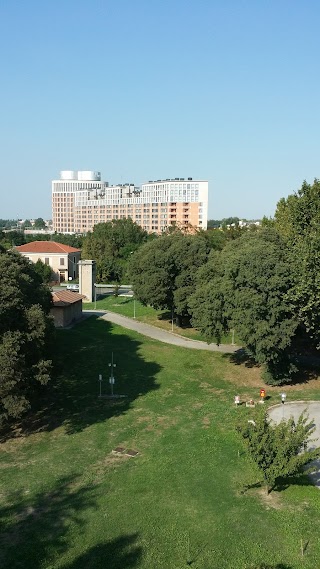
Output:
[78, 259, 96, 302]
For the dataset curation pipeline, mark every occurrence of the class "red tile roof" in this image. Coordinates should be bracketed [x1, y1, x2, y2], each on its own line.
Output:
[15, 241, 81, 254]
[52, 291, 86, 306]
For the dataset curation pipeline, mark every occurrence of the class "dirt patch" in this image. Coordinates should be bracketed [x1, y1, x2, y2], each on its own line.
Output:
[202, 416, 211, 428]
[256, 487, 284, 510]
[136, 415, 153, 424]
[156, 416, 177, 428]
[238, 485, 284, 510]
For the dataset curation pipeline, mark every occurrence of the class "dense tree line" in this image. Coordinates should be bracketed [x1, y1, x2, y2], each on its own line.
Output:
[0, 247, 54, 424]
[0, 231, 83, 249]
[128, 179, 320, 385]
[3, 178, 320, 386]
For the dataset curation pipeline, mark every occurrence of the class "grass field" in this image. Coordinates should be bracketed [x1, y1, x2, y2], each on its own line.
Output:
[1, 316, 320, 568]
[85, 295, 238, 345]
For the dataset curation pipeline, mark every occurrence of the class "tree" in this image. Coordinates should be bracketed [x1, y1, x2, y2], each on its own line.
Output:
[275, 179, 320, 241]
[275, 179, 320, 348]
[200, 228, 227, 251]
[34, 259, 53, 283]
[129, 233, 209, 325]
[237, 410, 320, 494]
[82, 219, 148, 283]
[0, 247, 54, 424]
[22, 219, 32, 229]
[0, 230, 26, 248]
[33, 217, 46, 229]
[189, 229, 298, 383]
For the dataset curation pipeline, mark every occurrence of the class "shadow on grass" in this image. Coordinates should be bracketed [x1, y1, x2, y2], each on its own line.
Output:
[0, 475, 97, 568]
[62, 534, 142, 569]
[252, 565, 293, 569]
[273, 471, 317, 492]
[223, 348, 259, 369]
[224, 349, 320, 386]
[3, 315, 161, 439]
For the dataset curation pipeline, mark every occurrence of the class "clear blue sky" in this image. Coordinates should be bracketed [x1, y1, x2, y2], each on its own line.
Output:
[1, 0, 319, 221]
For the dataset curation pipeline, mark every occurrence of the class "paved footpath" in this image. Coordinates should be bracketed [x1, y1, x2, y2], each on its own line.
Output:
[85, 311, 320, 487]
[84, 310, 238, 354]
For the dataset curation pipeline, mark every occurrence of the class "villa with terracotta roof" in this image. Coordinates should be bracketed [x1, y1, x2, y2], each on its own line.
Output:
[15, 241, 81, 283]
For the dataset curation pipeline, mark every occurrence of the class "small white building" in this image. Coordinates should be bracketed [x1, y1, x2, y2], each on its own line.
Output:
[15, 241, 81, 283]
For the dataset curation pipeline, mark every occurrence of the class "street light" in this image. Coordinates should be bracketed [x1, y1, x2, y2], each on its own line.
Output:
[281, 392, 286, 418]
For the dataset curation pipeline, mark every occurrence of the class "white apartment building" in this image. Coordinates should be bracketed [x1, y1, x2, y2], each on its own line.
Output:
[52, 170, 208, 234]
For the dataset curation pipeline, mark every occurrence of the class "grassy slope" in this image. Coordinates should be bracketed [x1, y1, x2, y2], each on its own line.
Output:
[0, 316, 320, 569]
[85, 295, 238, 345]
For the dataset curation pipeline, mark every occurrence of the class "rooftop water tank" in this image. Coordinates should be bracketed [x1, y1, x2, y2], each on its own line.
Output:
[60, 170, 78, 180]
[78, 171, 101, 181]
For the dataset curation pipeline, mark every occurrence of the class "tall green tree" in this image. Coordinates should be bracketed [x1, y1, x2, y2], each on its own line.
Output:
[34, 259, 53, 283]
[0, 247, 54, 424]
[33, 217, 46, 229]
[274, 179, 320, 347]
[238, 410, 320, 494]
[129, 233, 209, 325]
[189, 230, 298, 383]
[82, 219, 148, 282]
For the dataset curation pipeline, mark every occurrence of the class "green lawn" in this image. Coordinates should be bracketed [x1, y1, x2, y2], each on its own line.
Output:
[1, 316, 320, 568]
[85, 295, 238, 344]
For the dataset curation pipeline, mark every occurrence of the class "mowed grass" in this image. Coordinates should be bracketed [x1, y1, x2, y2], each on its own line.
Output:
[0, 317, 320, 568]
[85, 295, 237, 344]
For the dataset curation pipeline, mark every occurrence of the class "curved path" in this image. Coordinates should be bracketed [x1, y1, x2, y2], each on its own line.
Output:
[85, 311, 320, 487]
[269, 402, 320, 488]
[84, 310, 238, 353]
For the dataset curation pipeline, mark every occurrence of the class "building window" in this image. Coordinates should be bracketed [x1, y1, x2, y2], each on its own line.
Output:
[60, 258, 65, 265]
[45, 258, 49, 265]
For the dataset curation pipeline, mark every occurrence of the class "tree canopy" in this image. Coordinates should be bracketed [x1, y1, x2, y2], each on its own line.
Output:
[274, 179, 320, 348]
[82, 218, 149, 283]
[189, 229, 298, 383]
[238, 410, 320, 494]
[34, 259, 53, 283]
[0, 248, 54, 424]
[33, 217, 46, 229]
[129, 233, 210, 325]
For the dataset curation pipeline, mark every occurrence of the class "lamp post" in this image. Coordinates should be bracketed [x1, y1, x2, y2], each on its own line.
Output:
[108, 352, 116, 397]
[133, 298, 136, 319]
[98, 374, 102, 397]
[281, 392, 286, 418]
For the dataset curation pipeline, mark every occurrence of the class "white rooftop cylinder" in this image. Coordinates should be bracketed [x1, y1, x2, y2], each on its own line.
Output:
[78, 171, 101, 181]
[60, 170, 78, 180]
